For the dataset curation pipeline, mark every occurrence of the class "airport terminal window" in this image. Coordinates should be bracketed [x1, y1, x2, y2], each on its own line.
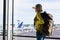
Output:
[13, 0, 60, 40]
[0, 0, 3, 40]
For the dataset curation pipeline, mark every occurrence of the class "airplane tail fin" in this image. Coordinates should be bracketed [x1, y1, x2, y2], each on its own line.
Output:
[18, 21, 23, 28]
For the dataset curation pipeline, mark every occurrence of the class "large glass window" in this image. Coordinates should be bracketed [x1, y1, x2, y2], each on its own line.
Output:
[12, 0, 60, 40]
[0, 0, 3, 40]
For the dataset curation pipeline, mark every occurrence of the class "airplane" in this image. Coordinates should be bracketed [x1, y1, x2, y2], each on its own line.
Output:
[13, 21, 36, 34]
[17, 21, 23, 28]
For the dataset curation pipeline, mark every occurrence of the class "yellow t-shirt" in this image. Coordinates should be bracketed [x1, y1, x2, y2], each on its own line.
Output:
[35, 13, 44, 31]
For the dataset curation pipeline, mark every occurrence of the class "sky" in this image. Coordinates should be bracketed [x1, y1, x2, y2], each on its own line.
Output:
[0, 0, 3, 25]
[14, 0, 60, 24]
[0, 0, 60, 25]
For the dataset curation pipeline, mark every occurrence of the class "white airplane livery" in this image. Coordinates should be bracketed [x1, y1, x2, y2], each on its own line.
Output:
[13, 21, 36, 34]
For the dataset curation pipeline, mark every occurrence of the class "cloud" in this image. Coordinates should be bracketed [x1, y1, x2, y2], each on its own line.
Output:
[0, 0, 60, 24]
[14, 0, 60, 13]
[42, 2, 60, 10]
[14, 0, 60, 24]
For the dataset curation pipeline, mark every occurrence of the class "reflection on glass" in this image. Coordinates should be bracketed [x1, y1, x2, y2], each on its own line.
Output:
[13, 0, 60, 40]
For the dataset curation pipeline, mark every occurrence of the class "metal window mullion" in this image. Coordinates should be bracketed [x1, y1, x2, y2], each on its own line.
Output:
[12, 0, 14, 40]
[3, 0, 6, 40]
[6, 0, 9, 40]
